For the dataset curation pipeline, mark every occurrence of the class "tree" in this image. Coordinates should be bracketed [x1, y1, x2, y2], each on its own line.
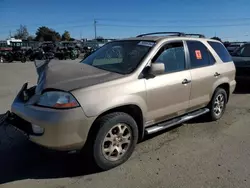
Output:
[211, 36, 222, 42]
[35, 26, 61, 42]
[14, 25, 29, 40]
[27, 36, 35, 41]
[62, 30, 71, 41]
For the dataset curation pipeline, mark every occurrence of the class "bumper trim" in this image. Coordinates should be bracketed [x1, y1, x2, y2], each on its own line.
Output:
[7, 113, 44, 136]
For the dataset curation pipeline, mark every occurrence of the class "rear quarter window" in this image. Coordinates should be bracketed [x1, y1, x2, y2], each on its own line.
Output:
[208, 41, 232, 63]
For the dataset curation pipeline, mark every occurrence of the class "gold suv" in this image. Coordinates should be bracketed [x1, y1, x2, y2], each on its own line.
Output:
[10, 32, 236, 170]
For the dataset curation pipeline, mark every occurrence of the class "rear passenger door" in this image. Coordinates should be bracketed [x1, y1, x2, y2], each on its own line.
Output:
[186, 40, 218, 111]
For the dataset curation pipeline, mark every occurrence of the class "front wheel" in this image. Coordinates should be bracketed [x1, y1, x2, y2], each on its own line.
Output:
[208, 88, 227, 121]
[93, 112, 138, 170]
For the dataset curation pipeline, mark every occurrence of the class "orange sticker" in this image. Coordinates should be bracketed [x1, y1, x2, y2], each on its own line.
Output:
[195, 50, 202, 60]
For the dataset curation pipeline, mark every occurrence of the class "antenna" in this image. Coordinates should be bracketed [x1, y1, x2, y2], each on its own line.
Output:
[94, 19, 97, 39]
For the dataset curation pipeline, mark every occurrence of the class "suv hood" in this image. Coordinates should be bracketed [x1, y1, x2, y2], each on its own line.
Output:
[34, 59, 124, 93]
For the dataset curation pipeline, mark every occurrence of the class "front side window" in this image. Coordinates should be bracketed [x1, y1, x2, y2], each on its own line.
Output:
[80, 40, 154, 74]
[153, 42, 186, 73]
[187, 41, 214, 69]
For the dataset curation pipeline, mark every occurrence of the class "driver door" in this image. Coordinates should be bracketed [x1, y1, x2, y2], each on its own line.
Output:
[145, 41, 191, 124]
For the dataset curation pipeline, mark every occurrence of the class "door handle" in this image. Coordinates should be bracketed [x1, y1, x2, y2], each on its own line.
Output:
[214, 72, 221, 77]
[182, 79, 191, 84]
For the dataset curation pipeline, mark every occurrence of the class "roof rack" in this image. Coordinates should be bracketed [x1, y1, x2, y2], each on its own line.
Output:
[182, 33, 205, 38]
[136, 32, 205, 38]
[136, 32, 185, 37]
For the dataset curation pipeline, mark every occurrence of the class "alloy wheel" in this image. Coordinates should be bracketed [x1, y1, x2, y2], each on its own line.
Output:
[213, 94, 225, 116]
[102, 123, 132, 161]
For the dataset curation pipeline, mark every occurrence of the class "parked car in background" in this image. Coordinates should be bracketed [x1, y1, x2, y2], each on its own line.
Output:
[55, 41, 80, 60]
[8, 32, 235, 170]
[0, 39, 28, 63]
[227, 42, 245, 55]
[231, 43, 250, 82]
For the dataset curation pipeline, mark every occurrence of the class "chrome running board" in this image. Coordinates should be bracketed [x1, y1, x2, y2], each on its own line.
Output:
[145, 108, 210, 135]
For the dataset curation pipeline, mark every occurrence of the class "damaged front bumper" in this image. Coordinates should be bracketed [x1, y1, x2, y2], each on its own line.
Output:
[0, 110, 44, 137]
[5, 82, 92, 151]
[0, 83, 44, 136]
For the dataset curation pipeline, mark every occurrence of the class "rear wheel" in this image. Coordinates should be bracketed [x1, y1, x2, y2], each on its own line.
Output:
[208, 88, 227, 121]
[7, 55, 13, 63]
[21, 56, 26, 63]
[70, 54, 76, 60]
[29, 56, 34, 61]
[93, 112, 138, 170]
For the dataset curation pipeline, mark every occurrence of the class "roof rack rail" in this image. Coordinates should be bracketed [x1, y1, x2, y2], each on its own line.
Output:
[136, 32, 185, 37]
[184, 33, 205, 38]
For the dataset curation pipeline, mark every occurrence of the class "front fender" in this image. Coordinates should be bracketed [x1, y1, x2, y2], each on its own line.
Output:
[83, 94, 147, 118]
[71, 78, 148, 119]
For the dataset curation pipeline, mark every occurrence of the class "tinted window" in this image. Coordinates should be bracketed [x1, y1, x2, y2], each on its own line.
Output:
[208, 41, 232, 62]
[153, 42, 185, 73]
[187, 41, 213, 68]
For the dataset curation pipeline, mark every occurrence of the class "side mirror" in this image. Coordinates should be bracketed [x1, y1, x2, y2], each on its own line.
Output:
[149, 63, 165, 75]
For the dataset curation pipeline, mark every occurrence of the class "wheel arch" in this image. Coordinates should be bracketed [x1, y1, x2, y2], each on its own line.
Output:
[86, 104, 145, 147]
[213, 83, 230, 103]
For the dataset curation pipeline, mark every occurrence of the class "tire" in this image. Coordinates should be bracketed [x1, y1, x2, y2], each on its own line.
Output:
[21, 57, 26, 63]
[7, 55, 13, 63]
[93, 112, 138, 170]
[208, 88, 228, 121]
[58, 54, 63, 60]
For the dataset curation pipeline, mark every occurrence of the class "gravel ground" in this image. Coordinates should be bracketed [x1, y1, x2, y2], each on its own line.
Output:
[0, 61, 250, 188]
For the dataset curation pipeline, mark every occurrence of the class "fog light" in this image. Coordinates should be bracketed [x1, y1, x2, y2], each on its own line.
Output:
[32, 124, 44, 134]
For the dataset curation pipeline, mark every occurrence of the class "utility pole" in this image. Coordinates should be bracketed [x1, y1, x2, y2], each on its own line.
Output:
[94, 19, 97, 39]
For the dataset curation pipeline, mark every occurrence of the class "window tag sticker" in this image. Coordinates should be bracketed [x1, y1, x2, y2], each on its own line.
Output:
[195, 50, 202, 60]
[138, 41, 155, 47]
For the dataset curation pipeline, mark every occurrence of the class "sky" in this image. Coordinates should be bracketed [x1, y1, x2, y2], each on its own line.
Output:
[1, 0, 250, 41]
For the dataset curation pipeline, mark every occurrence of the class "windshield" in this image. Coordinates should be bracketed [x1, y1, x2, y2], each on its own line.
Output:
[80, 40, 155, 74]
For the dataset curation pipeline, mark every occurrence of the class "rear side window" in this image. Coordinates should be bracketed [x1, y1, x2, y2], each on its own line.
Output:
[187, 41, 214, 69]
[208, 41, 232, 62]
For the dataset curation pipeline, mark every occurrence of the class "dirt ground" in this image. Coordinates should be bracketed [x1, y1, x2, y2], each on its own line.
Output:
[0, 61, 250, 188]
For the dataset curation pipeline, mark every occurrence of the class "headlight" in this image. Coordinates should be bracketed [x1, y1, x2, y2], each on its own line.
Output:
[36, 91, 79, 109]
